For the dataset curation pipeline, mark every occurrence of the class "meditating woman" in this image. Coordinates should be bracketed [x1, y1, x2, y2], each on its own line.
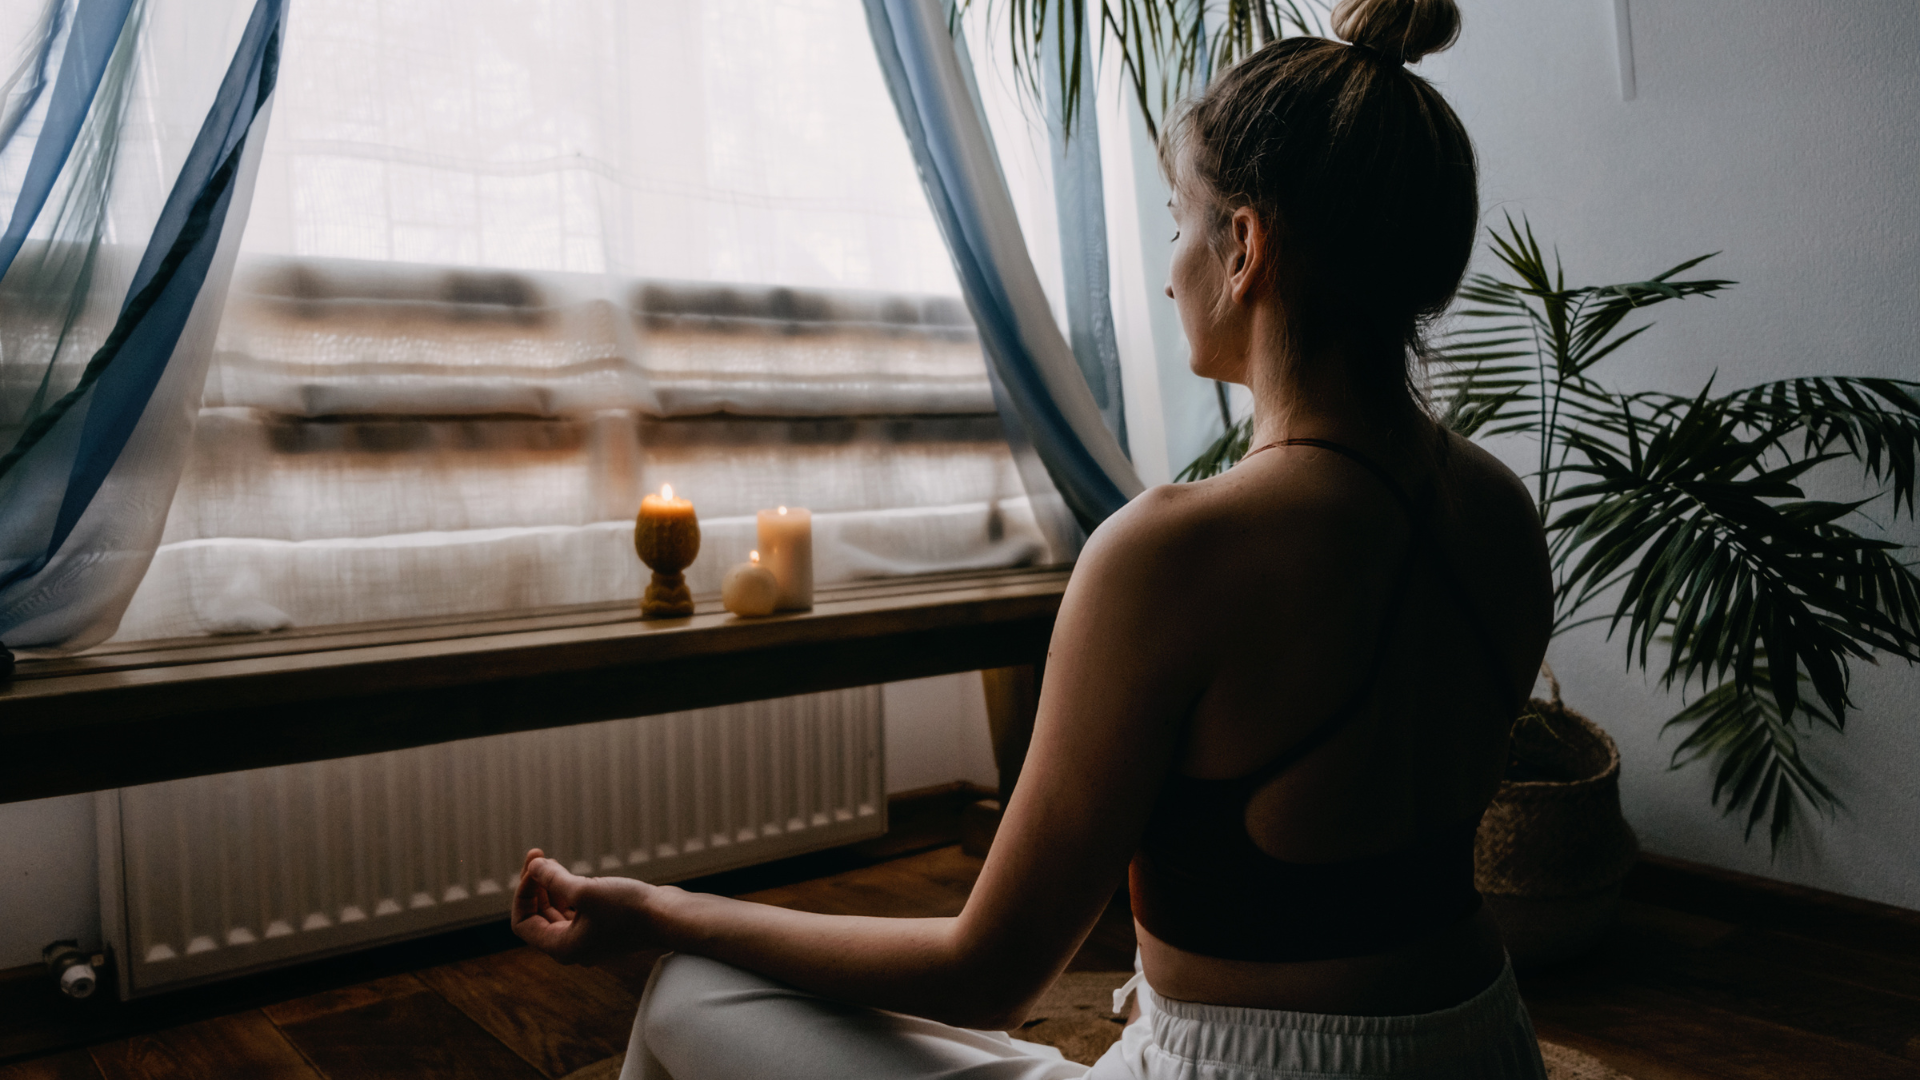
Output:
[512, 0, 1553, 1075]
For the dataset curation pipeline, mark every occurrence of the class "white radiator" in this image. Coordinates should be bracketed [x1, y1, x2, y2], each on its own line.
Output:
[97, 688, 885, 997]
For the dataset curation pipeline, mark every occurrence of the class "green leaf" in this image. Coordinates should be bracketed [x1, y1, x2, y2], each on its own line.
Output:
[961, 0, 1330, 143]
[1448, 217, 1920, 848]
[1664, 673, 1839, 848]
[1176, 415, 1252, 482]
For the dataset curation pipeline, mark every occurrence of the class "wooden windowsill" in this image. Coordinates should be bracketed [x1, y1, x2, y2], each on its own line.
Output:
[0, 566, 1070, 804]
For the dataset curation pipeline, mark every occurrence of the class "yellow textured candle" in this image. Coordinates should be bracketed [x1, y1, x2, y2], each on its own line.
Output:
[635, 484, 700, 618]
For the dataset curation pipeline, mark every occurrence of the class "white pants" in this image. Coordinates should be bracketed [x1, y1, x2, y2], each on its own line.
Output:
[619, 953, 1549, 1080]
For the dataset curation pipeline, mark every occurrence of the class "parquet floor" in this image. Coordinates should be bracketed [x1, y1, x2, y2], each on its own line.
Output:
[1521, 859, 1920, 1079]
[1, 836, 1915, 1079]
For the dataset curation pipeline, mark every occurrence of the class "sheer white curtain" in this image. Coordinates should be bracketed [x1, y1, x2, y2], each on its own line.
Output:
[111, 0, 1053, 642]
[237, 0, 959, 289]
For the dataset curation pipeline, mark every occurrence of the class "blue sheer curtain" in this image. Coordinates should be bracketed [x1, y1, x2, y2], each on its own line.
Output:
[0, 0, 285, 654]
[1041, 13, 1128, 460]
[0, 0, 135, 274]
[863, 0, 1143, 547]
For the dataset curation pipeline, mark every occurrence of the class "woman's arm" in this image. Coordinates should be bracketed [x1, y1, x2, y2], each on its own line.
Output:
[512, 485, 1218, 1029]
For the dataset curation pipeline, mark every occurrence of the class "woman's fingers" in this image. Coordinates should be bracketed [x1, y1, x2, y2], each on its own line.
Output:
[511, 850, 582, 955]
[513, 910, 574, 955]
[509, 849, 640, 965]
[511, 854, 546, 924]
[525, 856, 583, 908]
[517, 858, 588, 945]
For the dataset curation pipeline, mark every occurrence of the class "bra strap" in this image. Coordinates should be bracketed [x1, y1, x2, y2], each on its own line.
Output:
[1233, 438, 1421, 788]
[1251, 437, 1418, 516]
[1231, 436, 1524, 786]
[1239, 546, 1418, 787]
[1282, 440, 1522, 717]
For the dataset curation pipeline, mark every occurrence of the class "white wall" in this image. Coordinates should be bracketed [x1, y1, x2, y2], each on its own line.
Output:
[1422, 1, 1920, 910]
[0, 674, 999, 971]
[882, 672, 1001, 795]
[0, 795, 99, 971]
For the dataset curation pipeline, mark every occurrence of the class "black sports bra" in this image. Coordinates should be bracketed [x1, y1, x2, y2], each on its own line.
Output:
[1128, 438, 1518, 963]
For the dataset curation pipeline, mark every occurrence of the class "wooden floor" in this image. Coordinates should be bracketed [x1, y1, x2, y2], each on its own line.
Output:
[1523, 859, 1920, 1079]
[1, 830, 1915, 1079]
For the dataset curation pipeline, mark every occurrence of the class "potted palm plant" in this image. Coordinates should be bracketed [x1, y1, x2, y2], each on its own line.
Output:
[1443, 218, 1920, 844]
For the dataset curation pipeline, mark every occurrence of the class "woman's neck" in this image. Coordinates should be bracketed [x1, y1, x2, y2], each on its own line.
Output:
[1243, 350, 1417, 453]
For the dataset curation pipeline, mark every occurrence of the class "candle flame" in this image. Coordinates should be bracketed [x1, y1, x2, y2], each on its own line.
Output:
[749, 550, 760, 565]
[777, 505, 788, 515]
[661, 484, 674, 501]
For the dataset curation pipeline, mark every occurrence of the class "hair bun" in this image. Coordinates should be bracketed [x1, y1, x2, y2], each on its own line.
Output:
[1330, 0, 1461, 64]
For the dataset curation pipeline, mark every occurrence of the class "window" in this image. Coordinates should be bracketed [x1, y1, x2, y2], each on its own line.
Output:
[111, 0, 1052, 641]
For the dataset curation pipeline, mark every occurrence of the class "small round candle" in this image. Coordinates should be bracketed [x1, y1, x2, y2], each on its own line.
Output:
[721, 551, 780, 617]
[755, 505, 813, 611]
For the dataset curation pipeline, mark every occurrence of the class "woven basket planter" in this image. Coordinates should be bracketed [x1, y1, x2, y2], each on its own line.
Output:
[1475, 684, 1638, 970]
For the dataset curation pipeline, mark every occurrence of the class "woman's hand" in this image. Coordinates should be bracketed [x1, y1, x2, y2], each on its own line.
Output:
[510, 848, 658, 965]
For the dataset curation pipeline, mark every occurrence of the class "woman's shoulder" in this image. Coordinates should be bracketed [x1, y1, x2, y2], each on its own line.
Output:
[1431, 430, 1555, 639]
[1431, 431, 1549, 565]
[1081, 429, 1544, 593]
[1080, 452, 1402, 588]
[1092, 464, 1332, 543]
[1435, 429, 1538, 516]
[1073, 480, 1221, 580]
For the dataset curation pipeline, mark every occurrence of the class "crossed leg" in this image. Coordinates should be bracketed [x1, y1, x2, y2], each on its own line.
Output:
[619, 953, 1094, 1080]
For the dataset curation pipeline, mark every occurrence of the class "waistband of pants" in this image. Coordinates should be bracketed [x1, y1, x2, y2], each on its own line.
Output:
[1139, 960, 1527, 1073]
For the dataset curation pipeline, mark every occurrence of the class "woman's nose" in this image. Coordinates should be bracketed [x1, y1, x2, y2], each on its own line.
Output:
[1165, 283, 1175, 299]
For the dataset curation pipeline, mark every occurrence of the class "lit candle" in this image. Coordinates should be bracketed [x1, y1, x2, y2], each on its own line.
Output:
[755, 505, 813, 611]
[722, 550, 780, 617]
[634, 484, 700, 618]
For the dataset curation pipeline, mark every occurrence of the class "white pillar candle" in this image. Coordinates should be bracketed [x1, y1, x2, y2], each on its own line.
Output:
[755, 505, 813, 610]
[721, 551, 780, 617]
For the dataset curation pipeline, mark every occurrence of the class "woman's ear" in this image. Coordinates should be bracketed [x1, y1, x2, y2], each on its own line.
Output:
[1225, 206, 1269, 304]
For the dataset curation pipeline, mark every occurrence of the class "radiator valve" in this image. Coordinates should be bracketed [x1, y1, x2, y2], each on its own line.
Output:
[43, 941, 101, 1000]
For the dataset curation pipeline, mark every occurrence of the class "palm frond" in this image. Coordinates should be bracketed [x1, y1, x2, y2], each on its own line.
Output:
[1440, 215, 1920, 850]
[960, 0, 1328, 141]
[1433, 363, 1533, 439]
[1663, 673, 1839, 849]
[1552, 396, 1920, 723]
[1717, 376, 1920, 516]
[1177, 414, 1253, 481]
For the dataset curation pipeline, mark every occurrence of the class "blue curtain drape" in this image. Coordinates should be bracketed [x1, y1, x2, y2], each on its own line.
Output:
[863, 0, 1143, 544]
[0, 0, 136, 278]
[1041, 14, 1128, 459]
[0, 0, 286, 653]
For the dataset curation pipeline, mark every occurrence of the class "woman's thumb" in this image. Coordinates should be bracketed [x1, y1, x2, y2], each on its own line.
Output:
[530, 857, 580, 905]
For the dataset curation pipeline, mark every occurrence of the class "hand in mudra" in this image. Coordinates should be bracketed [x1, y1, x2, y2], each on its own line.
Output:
[511, 848, 654, 965]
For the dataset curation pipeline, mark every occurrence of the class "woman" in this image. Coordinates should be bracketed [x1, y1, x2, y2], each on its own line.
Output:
[512, 0, 1553, 1075]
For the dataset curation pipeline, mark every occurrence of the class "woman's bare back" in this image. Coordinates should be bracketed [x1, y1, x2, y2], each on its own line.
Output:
[1133, 425, 1552, 1013]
